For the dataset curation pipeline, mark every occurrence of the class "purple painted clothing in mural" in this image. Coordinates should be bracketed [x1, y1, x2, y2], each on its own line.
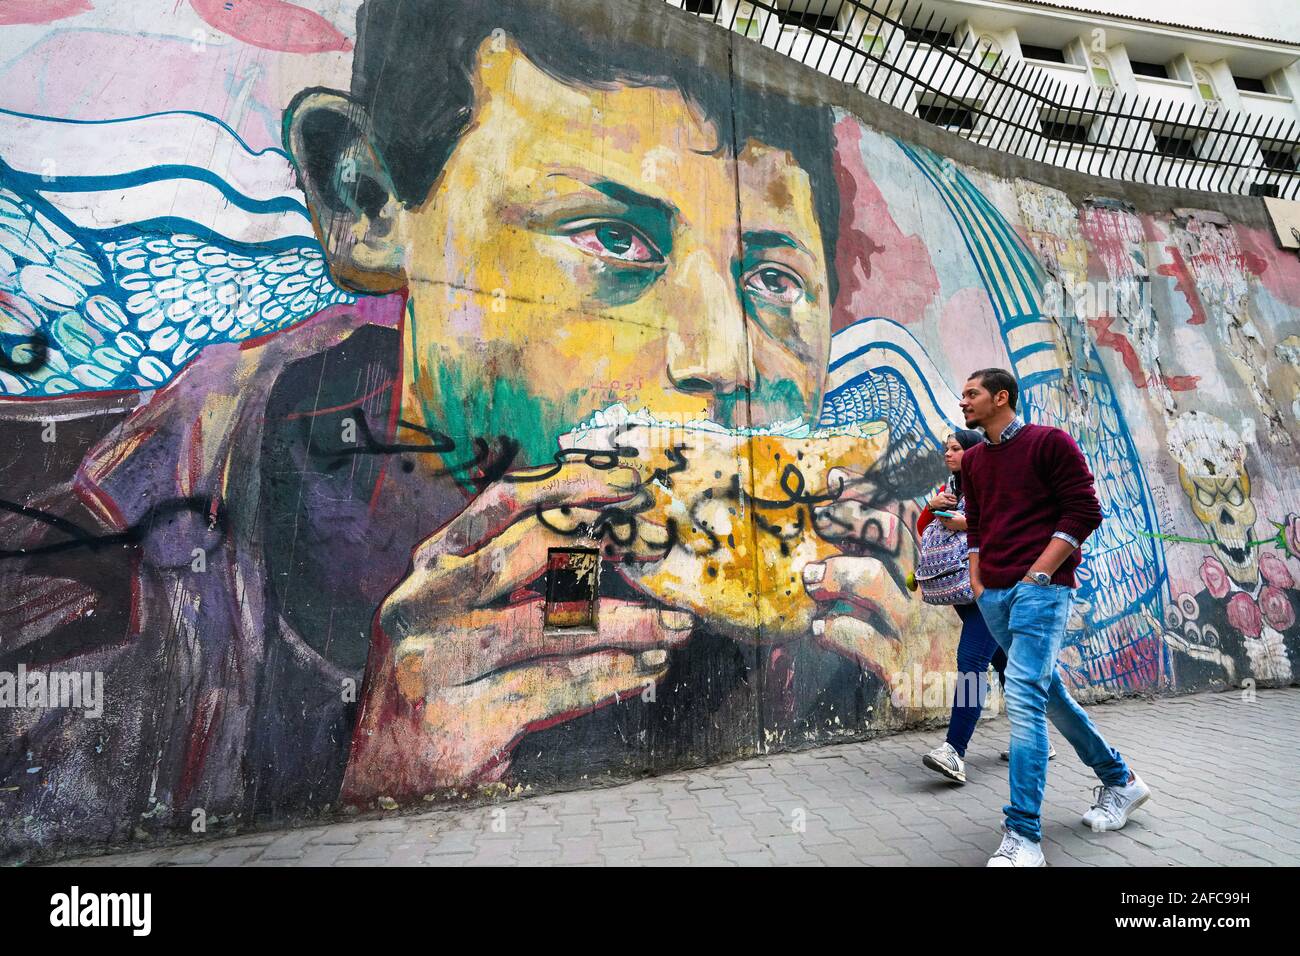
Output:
[0, 297, 874, 851]
[0, 298, 465, 844]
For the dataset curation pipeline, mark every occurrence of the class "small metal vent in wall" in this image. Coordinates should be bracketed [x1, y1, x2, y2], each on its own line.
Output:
[544, 548, 599, 629]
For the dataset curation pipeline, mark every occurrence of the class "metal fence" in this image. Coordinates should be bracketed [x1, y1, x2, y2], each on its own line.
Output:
[661, 0, 1300, 199]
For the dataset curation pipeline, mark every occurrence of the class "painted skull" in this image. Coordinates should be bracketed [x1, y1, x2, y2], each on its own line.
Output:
[1168, 412, 1259, 587]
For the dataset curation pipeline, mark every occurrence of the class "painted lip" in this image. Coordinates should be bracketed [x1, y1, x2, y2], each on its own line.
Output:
[456, 595, 686, 687]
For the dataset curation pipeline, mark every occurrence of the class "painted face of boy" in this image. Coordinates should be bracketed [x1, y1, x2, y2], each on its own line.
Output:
[291, 39, 916, 798]
[296, 38, 832, 463]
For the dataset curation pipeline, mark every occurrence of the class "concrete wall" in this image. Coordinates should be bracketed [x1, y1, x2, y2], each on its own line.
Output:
[2, 0, 1299, 861]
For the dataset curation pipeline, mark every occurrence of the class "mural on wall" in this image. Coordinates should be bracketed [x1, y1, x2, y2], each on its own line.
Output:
[2, 0, 1299, 857]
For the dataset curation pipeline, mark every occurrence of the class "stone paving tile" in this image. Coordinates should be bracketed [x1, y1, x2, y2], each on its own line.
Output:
[49, 687, 1300, 868]
[554, 836, 603, 866]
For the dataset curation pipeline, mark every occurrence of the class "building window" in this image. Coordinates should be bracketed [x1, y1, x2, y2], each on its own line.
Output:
[860, 33, 887, 57]
[544, 548, 599, 629]
[1193, 67, 1218, 103]
[975, 35, 1002, 70]
[1259, 146, 1299, 172]
[1234, 75, 1269, 94]
[1041, 117, 1091, 144]
[682, 0, 715, 14]
[904, 26, 956, 47]
[775, 4, 845, 32]
[1153, 132, 1199, 160]
[1130, 60, 1170, 79]
[1020, 43, 1067, 64]
[1090, 54, 1114, 89]
[1249, 182, 1281, 198]
[917, 99, 975, 130]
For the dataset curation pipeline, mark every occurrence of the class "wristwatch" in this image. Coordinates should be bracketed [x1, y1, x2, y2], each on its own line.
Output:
[1023, 571, 1051, 586]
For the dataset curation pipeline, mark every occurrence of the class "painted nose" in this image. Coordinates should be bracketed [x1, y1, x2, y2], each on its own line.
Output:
[664, 249, 754, 413]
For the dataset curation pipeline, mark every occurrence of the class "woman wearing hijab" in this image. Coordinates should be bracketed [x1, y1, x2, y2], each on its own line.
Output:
[915, 429, 1051, 783]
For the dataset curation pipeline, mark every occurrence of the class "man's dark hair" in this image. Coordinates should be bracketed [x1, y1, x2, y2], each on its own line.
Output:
[290, 0, 840, 300]
[968, 367, 1018, 411]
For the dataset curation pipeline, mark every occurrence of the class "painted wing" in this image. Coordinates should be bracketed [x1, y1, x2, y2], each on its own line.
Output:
[0, 182, 350, 395]
[819, 316, 962, 504]
[0, 105, 353, 396]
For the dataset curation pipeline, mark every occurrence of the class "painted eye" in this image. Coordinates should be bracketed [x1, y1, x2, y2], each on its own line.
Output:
[566, 222, 661, 264]
[744, 264, 805, 304]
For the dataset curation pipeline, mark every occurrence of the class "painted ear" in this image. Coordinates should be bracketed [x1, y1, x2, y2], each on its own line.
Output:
[287, 90, 405, 294]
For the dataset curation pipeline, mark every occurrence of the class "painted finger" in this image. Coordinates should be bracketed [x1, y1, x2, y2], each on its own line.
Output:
[824, 467, 885, 504]
[801, 555, 912, 637]
[385, 506, 671, 621]
[421, 648, 675, 784]
[416, 461, 642, 559]
[813, 499, 904, 553]
[343, 646, 674, 796]
[812, 614, 905, 686]
[394, 600, 695, 692]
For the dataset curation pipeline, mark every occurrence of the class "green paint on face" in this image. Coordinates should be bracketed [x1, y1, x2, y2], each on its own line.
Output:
[715, 376, 810, 430]
[432, 361, 577, 476]
[592, 260, 662, 306]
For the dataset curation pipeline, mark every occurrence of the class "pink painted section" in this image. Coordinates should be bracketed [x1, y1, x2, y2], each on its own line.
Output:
[939, 285, 1004, 373]
[0, 0, 91, 26]
[1156, 245, 1208, 325]
[1078, 205, 1142, 272]
[830, 117, 940, 332]
[0, 31, 343, 152]
[189, 0, 352, 54]
[1088, 317, 1199, 392]
[1236, 225, 1300, 308]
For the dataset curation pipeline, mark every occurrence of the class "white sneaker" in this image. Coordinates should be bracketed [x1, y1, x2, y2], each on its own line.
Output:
[922, 742, 967, 784]
[986, 827, 1046, 867]
[999, 744, 1057, 761]
[1082, 772, 1151, 831]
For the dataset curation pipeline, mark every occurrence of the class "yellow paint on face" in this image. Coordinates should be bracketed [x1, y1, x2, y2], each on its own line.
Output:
[396, 39, 832, 454]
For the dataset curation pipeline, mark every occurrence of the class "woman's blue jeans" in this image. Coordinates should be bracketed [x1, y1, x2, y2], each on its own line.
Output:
[976, 582, 1131, 843]
[944, 603, 1006, 757]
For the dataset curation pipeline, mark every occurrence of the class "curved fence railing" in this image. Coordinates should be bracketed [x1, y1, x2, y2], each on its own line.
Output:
[661, 0, 1300, 199]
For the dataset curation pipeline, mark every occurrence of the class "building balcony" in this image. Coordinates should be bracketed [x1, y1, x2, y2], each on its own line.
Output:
[1132, 74, 1203, 112]
[1238, 89, 1300, 131]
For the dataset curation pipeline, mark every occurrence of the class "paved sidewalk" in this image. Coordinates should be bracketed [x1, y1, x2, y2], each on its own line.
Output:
[56, 687, 1300, 867]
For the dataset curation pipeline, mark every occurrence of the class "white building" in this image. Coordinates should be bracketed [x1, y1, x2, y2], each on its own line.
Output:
[666, 0, 1300, 198]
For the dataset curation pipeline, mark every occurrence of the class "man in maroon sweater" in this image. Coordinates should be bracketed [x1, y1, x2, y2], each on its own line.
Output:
[960, 368, 1150, 866]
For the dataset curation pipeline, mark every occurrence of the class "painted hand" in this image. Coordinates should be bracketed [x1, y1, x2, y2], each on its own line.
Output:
[341, 460, 695, 800]
[803, 468, 924, 689]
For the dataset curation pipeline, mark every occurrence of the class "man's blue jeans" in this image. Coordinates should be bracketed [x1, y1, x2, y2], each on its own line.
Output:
[977, 582, 1131, 843]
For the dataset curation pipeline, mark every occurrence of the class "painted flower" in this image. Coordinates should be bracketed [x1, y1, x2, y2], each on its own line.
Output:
[1200, 556, 1231, 600]
[1259, 551, 1296, 589]
[1259, 586, 1296, 633]
[1286, 514, 1300, 561]
[1226, 591, 1263, 638]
